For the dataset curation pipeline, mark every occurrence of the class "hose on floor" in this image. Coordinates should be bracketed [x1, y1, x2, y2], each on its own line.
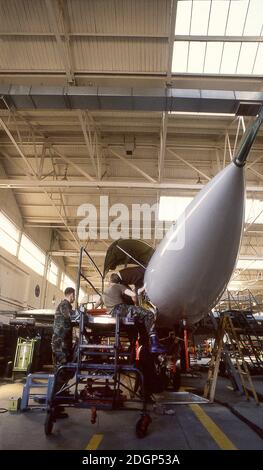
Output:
[0, 408, 8, 413]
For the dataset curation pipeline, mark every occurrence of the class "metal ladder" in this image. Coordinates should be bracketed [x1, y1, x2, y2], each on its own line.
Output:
[204, 313, 260, 404]
[71, 306, 137, 407]
[21, 373, 54, 410]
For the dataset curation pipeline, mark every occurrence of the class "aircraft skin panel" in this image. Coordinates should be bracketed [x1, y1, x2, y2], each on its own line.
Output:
[145, 162, 245, 327]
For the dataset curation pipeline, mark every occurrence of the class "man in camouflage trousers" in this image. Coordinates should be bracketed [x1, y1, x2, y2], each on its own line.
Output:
[52, 287, 75, 401]
[95, 273, 166, 354]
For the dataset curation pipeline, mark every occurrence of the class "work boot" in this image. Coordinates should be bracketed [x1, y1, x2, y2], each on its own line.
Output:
[54, 406, 69, 419]
[149, 335, 167, 354]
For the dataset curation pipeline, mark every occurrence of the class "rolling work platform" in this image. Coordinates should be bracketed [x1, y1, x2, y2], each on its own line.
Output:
[44, 247, 151, 438]
[45, 310, 150, 437]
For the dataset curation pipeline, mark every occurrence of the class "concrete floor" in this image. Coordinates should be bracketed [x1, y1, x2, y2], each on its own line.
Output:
[0, 374, 263, 450]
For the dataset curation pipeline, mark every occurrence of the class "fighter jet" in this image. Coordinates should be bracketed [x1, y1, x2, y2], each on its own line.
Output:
[145, 107, 263, 328]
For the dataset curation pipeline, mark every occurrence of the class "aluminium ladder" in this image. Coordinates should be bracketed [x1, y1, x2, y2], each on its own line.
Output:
[204, 313, 259, 404]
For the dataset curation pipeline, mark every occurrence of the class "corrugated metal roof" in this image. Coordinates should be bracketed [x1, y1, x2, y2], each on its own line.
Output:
[67, 0, 170, 36]
[72, 37, 168, 73]
[0, 37, 65, 71]
[0, 0, 170, 74]
[0, 0, 52, 33]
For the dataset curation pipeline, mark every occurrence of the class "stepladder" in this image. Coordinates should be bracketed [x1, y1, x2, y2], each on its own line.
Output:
[204, 313, 260, 405]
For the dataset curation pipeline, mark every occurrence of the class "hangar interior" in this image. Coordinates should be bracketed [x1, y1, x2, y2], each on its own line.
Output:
[0, 0, 263, 451]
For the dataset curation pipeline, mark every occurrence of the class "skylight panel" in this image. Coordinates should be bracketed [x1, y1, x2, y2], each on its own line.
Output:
[225, 0, 250, 36]
[243, 0, 263, 36]
[190, 0, 211, 35]
[208, 0, 230, 36]
[175, 0, 192, 35]
[253, 43, 263, 74]
[188, 41, 206, 72]
[220, 42, 241, 73]
[204, 41, 224, 73]
[236, 42, 258, 74]
[172, 41, 188, 72]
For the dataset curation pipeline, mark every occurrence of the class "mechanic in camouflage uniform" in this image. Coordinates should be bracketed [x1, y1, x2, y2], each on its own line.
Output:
[52, 287, 76, 397]
[95, 273, 166, 354]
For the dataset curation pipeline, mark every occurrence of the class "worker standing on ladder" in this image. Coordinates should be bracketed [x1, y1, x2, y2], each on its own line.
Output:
[51, 287, 76, 417]
[95, 273, 166, 354]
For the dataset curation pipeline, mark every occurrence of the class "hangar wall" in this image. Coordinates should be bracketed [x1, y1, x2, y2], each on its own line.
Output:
[0, 248, 63, 311]
[0, 163, 65, 311]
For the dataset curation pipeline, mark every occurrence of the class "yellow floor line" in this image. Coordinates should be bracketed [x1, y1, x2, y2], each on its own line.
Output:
[189, 404, 237, 450]
[85, 434, 104, 450]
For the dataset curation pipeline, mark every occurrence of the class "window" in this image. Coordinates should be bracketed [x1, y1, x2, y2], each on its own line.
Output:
[47, 260, 59, 286]
[79, 288, 87, 302]
[60, 273, 76, 293]
[173, 0, 263, 76]
[0, 211, 20, 256]
[18, 234, 46, 276]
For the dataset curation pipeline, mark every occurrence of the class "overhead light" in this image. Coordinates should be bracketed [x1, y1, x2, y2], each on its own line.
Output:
[158, 197, 263, 225]
[236, 259, 263, 270]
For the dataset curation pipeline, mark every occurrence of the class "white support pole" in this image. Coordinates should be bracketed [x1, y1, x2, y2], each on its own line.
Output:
[167, 148, 211, 180]
[109, 148, 157, 183]
[45, 0, 75, 84]
[77, 110, 98, 177]
[158, 112, 168, 183]
[0, 117, 80, 249]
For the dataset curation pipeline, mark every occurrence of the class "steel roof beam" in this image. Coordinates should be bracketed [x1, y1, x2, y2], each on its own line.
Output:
[1, 178, 263, 193]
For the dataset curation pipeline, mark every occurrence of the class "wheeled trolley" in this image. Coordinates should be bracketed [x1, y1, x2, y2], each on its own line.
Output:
[45, 309, 151, 438]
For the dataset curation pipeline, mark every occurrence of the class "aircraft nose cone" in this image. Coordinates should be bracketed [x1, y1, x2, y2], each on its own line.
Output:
[145, 163, 245, 327]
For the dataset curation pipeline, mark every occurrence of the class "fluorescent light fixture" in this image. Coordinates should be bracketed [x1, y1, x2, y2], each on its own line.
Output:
[236, 259, 263, 270]
[158, 196, 193, 221]
[158, 197, 263, 224]
[236, 259, 256, 270]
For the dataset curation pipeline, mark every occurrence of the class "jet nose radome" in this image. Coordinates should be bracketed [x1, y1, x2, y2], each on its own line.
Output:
[145, 162, 245, 327]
